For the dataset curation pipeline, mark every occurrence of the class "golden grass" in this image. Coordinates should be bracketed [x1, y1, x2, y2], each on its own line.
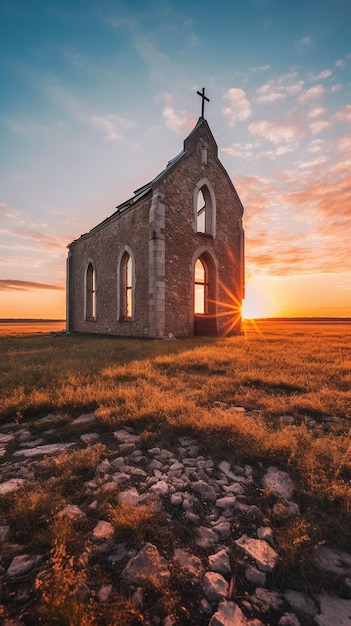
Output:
[0, 320, 351, 622]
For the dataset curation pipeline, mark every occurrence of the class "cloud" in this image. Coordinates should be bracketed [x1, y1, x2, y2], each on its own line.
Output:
[256, 73, 304, 104]
[223, 88, 251, 126]
[161, 93, 194, 134]
[298, 85, 325, 104]
[0, 203, 18, 219]
[42, 76, 135, 140]
[296, 155, 328, 169]
[248, 119, 302, 145]
[295, 36, 313, 51]
[0, 280, 64, 292]
[333, 105, 351, 125]
[308, 107, 327, 119]
[309, 120, 330, 135]
[1, 114, 50, 135]
[310, 69, 332, 81]
[250, 65, 271, 72]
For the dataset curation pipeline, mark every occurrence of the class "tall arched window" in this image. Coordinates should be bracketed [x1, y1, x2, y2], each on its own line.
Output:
[120, 251, 133, 319]
[197, 189, 206, 233]
[194, 257, 208, 314]
[85, 262, 96, 320]
[193, 251, 218, 335]
[194, 179, 216, 237]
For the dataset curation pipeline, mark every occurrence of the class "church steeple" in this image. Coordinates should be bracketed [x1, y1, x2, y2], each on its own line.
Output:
[196, 87, 210, 118]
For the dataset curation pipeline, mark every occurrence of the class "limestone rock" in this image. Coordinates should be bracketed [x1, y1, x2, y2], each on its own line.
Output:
[93, 520, 114, 540]
[261, 466, 295, 499]
[203, 571, 229, 602]
[59, 504, 85, 519]
[315, 594, 351, 626]
[208, 549, 231, 576]
[209, 601, 263, 625]
[174, 548, 204, 577]
[7, 554, 41, 577]
[122, 543, 171, 587]
[191, 480, 217, 502]
[313, 545, 351, 576]
[235, 534, 279, 572]
[0, 478, 24, 495]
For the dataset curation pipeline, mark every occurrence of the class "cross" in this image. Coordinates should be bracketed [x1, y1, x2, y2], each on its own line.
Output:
[197, 87, 210, 118]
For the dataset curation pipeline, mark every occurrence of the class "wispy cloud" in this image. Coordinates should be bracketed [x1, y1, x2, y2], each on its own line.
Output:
[256, 72, 304, 104]
[248, 119, 303, 145]
[295, 36, 313, 51]
[298, 84, 325, 104]
[223, 88, 251, 126]
[0, 280, 64, 292]
[310, 69, 332, 81]
[160, 93, 194, 134]
[42, 76, 135, 140]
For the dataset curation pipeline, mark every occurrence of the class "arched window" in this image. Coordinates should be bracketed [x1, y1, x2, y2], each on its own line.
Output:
[85, 262, 96, 320]
[197, 189, 206, 233]
[193, 251, 217, 335]
[194, 180, 216, 237]
[120, 250, 133, 319]
[194, 258, 208, 314]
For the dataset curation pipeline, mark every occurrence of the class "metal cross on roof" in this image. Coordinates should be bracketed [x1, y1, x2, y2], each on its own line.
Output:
[197, 87, 210, 118]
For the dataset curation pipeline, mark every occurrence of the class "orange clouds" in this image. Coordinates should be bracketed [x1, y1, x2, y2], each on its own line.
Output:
[0, 280, 64, 292]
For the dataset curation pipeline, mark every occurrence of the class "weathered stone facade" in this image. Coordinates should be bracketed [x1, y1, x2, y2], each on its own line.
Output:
[67, 118, 245, 337]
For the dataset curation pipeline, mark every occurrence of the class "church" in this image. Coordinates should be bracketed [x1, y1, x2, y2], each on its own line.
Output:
[66, 92, 245, 338]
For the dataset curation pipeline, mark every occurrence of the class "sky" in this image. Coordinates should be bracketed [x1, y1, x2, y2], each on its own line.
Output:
[0, 0, 350, 319]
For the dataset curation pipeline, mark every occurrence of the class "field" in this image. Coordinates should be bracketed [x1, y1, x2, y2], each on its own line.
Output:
[0, 320, 350, 624]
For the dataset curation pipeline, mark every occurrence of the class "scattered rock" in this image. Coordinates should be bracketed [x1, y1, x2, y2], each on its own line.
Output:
[262, 466, 295, 499]
[122, 543, 171, 587]
[203, 571, 229, 602]
[235, 535, 279, 572]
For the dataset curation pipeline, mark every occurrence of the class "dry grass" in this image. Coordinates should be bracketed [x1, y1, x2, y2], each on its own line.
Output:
[0, 320, 350, 622]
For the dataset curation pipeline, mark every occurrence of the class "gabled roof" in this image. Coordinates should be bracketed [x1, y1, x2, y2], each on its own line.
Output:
[68, 118, 221, 246]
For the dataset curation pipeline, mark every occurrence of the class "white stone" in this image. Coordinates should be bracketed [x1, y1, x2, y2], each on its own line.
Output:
[245, 565, 266, 586]
[191, 480, 217, 502]
[0, 432, 15, 443]
[262, 466, 295, 499]
[0, 478, 24, 495]
[174, 548, 204, 577]
[80, 433, 100, 444]
[112, 472, 130, 484]
[122, 542, 171, 587]
[208, 549, 231, 575]
[93, 520, 114, 540]
[216, 496, 236, 510]
[313, 545, 351, 576]
[14, 442, 74, 457]
[59, 504, 86, 519]
[114, 429, 138, 444]
[72, 413, 96, 424]
[284, 590, 317, 617]
[203, 571, 229, 602]
[235, 534, 279, 572]
[195, 526, 219, 549]
[171, 492, 183, 506]
[150, 480, 169, 496]
[315, 594, 351, 626]
[118, 488, 140, 507]
[209, 601, 263, 625]
[7, 554, 41, 577]
[257, 527, 274, 545]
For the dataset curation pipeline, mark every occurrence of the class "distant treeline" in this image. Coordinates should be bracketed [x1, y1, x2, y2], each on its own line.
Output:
[0, 319, 66, 323]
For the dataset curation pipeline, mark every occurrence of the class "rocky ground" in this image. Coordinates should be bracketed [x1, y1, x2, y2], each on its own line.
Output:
[0, 407, 351, 625]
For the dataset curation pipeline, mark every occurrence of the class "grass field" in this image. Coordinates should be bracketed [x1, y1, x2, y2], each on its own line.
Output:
[0, 320, 350, 623]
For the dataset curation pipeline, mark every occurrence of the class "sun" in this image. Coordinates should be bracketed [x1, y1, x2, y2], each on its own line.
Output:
[242, 284, 272, 319]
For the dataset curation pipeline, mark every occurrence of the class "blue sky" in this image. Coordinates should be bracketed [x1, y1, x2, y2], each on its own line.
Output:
[1, 0, 350, 318]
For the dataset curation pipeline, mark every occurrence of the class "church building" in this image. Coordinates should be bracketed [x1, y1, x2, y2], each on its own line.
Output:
[66, 95, 245, 338]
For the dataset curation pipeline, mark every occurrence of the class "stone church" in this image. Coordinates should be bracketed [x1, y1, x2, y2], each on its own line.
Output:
[66, 101, 245, 338]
